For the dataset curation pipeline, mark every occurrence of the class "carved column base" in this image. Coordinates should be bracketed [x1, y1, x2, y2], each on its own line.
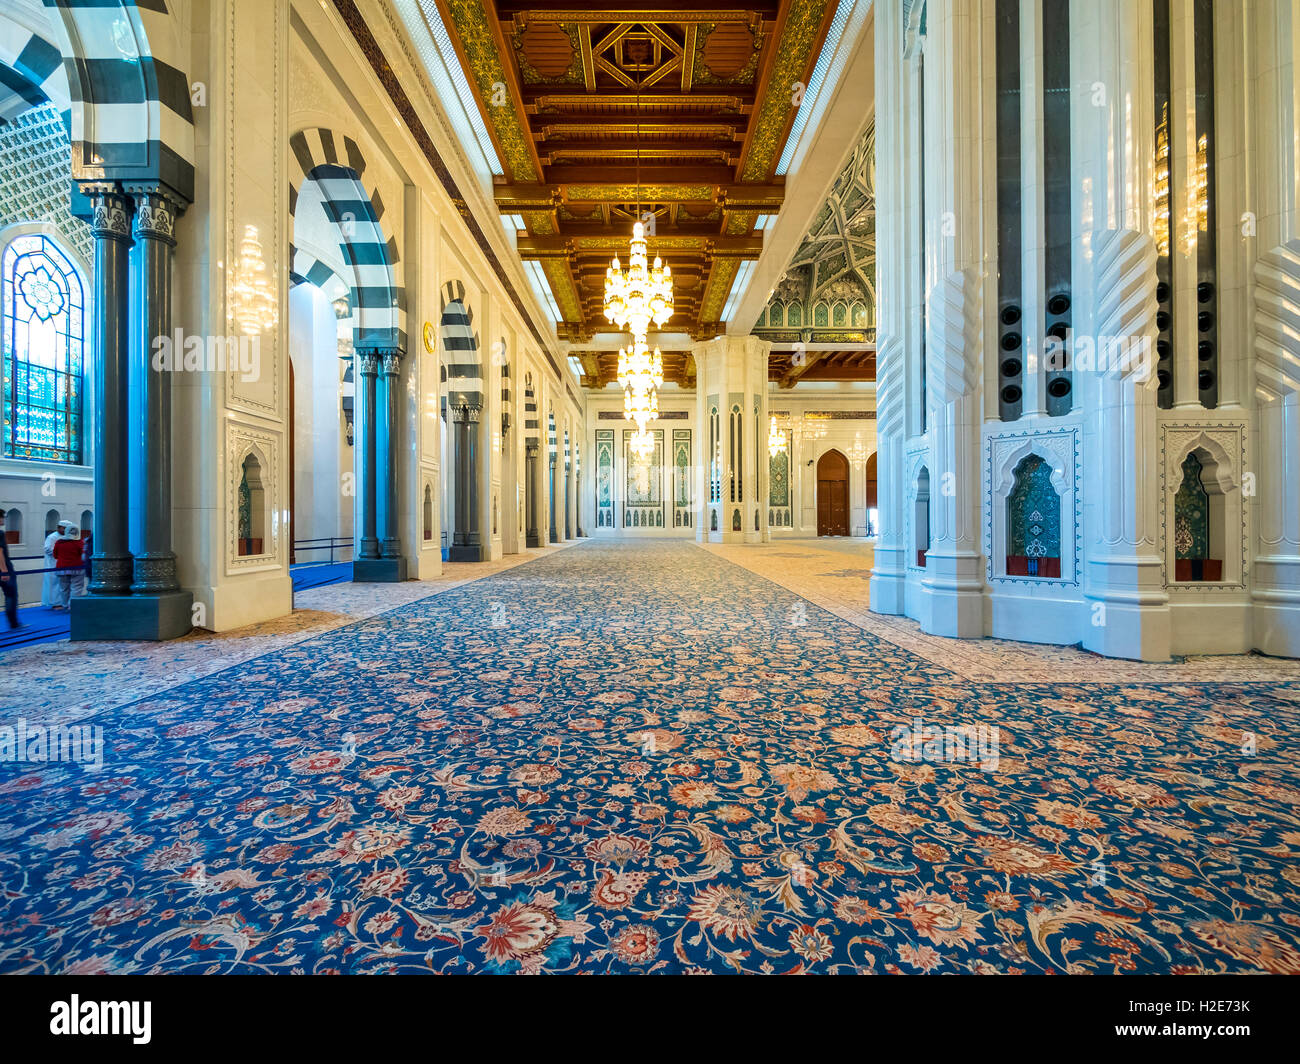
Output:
[130, 552, 180, 595]
[89, 553, 135, 596]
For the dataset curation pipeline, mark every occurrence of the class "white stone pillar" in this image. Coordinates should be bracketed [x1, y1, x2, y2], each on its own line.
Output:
[917, 0, 989, 638]
[691, 335, 771, 543]
[1251, 0, 1300, 656]
[1075, 0, 1172, 660]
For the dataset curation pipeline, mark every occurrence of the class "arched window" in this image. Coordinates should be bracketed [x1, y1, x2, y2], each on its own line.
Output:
[4, 508, 20, 545]
[2, 234, 86, 463]
[423, 484, 433, 540]
[1006, 453, 1061, 578]
[44, 507, 60, 535]
[80, 509, 93, 539]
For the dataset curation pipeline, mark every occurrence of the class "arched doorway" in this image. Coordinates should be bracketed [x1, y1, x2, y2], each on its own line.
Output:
[865, 451, 878, 536]
[816, 449, 850, 536]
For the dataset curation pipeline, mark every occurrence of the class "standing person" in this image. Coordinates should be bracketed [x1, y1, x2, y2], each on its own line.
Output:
[42, 520, 66, 607]
[53, 523, 84, 607]
[82, 528, 93, 584]
[0, 510, 21, 630]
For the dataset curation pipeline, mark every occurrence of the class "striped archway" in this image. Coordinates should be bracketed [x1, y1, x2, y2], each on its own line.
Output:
[37, 0, 196, 201]
[0, 19, 68, 126]
[439, 281, 482, 412]
[288, 128, 404, 353]
[439, 281, 485, 562]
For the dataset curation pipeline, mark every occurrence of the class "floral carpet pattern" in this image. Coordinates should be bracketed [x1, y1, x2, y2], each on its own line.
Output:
[2, 541, 1299, 974]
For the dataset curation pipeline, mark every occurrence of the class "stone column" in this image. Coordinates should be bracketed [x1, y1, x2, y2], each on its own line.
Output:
[355, 352, 379, 561]
[549, 451, 558, 542]
[691, 335, 770, 543]
[1250, 0, 1300, 656]
[355, 349, 407, 581]
[448, 403, 483, 561]
[564, 453, 571, 539]
[82, 187, 133, 597]
[1075, 0, 1171, 660]
[525, 441, 540, 546]
[127, 186, 184, 597]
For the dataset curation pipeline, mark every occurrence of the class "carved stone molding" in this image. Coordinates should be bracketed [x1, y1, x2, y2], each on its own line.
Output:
[1255, 240, 1300, 400]
[925, 267, 982, 407]
[875, 333, 905, 439]
[1092, 228, 1158, 383]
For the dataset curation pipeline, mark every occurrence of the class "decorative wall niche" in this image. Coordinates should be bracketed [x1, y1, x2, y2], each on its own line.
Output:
[227, 424, 280, 572]
[1160, 423, 1246, 590]
[986, 427, 1079, 585]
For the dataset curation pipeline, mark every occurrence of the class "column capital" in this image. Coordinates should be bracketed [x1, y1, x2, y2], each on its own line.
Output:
[83, 187, 133, 241]
[125, 184, 185, 245]
[525, 441, 540, 459]
[358, 352, 380, 376]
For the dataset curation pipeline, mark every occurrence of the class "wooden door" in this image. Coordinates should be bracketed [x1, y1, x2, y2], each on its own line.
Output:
[817, 449, 850, 536]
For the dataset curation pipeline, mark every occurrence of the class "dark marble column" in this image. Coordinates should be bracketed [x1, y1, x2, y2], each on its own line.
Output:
[356, 351, 379, 561]
[525, 442, 539, 548]
[564, 460, 571, 539]
[549, 455, 558, 542]
[377, 352, 402, 559]
[127, 186, 183, 595]
[83, 187, 133, 595]
[354, 349, 407, 581]
[448, 403, 483, 561]
[74, 183, 192, 640]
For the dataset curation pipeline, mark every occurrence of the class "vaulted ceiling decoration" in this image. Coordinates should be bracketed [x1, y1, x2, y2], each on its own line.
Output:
[754, 120, 875, 349]
[434, 0, 839, 341]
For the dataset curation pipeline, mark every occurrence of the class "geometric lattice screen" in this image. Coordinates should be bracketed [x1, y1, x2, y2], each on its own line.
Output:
[0, 103, 89, 265]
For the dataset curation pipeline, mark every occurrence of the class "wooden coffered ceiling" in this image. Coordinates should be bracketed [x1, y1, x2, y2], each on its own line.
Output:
[432, 0, 840, 341]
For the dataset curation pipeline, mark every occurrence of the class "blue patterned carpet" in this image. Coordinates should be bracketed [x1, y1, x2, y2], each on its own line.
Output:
[2, 541, 1299, 974]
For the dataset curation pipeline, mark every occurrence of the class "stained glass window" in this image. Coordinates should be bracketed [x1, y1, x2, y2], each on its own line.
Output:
[2, 234, 85, 463]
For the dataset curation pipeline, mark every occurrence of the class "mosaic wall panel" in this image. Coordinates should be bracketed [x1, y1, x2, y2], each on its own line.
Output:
[624, 428, 664, 528]
[596, 429, 614, 529]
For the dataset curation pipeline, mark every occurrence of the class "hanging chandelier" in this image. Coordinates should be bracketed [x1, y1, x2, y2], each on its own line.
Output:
[604, 63, 672, 448]
[767, 415, 787, 458]
[629, 428, 655, 461]
[618, 336, 663, 432]
[604, 221, 674, 336]
[230, 225, 278, 336]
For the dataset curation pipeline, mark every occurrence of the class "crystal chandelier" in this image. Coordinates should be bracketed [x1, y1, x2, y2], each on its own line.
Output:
[230, 225, 278, 336]
[618, 336, 663, 433]
[767, 415, 787, 458]
[603, 221, 674, 337]
[604, 65, 673, 446]
[629, 428, 655, 460]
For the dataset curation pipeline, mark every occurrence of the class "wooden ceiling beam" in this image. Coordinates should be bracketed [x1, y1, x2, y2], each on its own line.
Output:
[518, 234, 764, 254]
[530, 114, 749, 131]
[495, 182, 784, 206]
[522, 87, 755, 107]
[497, 4, 779, 23]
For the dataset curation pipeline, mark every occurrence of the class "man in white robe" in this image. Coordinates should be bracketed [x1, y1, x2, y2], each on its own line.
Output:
[41, 520, 67, 607]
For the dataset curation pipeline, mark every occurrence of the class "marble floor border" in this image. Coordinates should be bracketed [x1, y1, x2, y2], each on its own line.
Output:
[702, 539, 1300, 685]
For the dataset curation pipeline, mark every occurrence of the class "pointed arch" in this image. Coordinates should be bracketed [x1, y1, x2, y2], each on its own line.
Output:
[288, 128, 404, 351]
